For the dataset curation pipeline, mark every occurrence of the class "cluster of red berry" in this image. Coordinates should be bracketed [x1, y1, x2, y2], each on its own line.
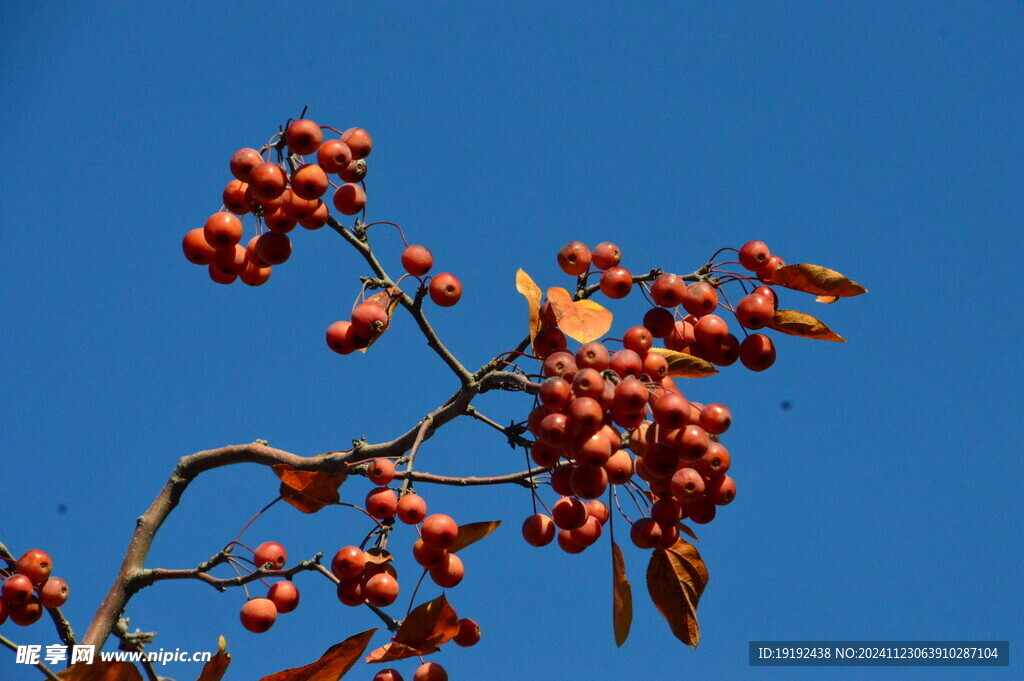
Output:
[181, 119, 373, 286]
[236, 541, 297, 633]
[1, 549, 69, 626]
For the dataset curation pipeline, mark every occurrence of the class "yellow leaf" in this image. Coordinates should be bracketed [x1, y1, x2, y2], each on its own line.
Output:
[647, 347, 718, 378]
[773, 264, 867, 297]
[612, 541, 632, 647]
[449, 520, 501, 553]
[768, 310, 846, 342]
[545, 287, 613, 343]
[515, 269, 543, 344]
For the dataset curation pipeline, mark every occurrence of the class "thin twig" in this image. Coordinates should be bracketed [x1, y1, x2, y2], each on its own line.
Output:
[0, 633, 63, 681]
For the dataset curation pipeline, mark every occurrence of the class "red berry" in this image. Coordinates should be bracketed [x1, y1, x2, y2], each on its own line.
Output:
[8, 595, 43, 626]
[551, 496, 588, 530]
[686, 497, 717, 524]
[339, 158, 368, 183]
[285, 119, 323, 156]
[650, 274, 687, 307]
[735, 293, 774, 330]
[753, 285, 779, 309]
[541, 351, 577, 379]
[599, 266, 633, 299]
[699, 403, 732, 434]
[267, 580, 299, 614]
[365, 573, 400, 606]
[412, 539, 447, 569]
[183, 228, 218, 265]
[429, 552, 465, 588]
[326, 320, 358, 355]
[248, 162, 287, 201]
[694, 441, 731, 479]
[652, 391, 689, 430]
[642, 352, 669, 381]
[316, 138, 354, 174]
[223, 180, 251, 215]
[421, 514, 459, 550]
[396, 493, 428, 524]
[336, 578, 365, 606]
[757, 255, 786, 283]
[367, 458, 396, 485]
[530, 441, 561, 467]
[557, 241, 592, 276]
[38, 577, 69, 608]
[331, 546, 366, 580]
[413, 662, 448, 681]
[365, 487, 398, 519]
[651, 497, 683, 526]
[609, 349, 643, 378]
[739, 240, 771, 271]
[575, 341, 610, 371]
[664, 319, 695, 351]
[341, 127, 373, 159]
[676, 425, 710, 462]
[230, 148, 263, 181]
[586, 499, 610, 525]
[373, 669, 404, 681]
[694, 314, 729, 347]
[549, 466, 574, 496]
[567, 396, 603, 434]
[603, 449, 634, 484]
[203, 212, 243, 250]
[2, 575, 34, 605]
[522, 514, 555, 547]
[591, 241, 622, 270]
[739, 333, 776, 371]
[557, 529, 586, 554]
[569, 515, 603, 547]
[428, 273, 462, 307]
[291, 164, 329, 200]
[299, 201, 330, 230]
[534, 327, 568, 359]
[539, 376, 573, 410]
[401, 244, 433, 276]
[623, 326, 653, 355]
[332, 183, 366, 215]
[454, 618, 481, 646]
[571, 368, 605, 401]
[240, 598, 277, 633]
[682, 282, 719, 317]
[671, 467, 705, 503]
[240, 259, 272, 287]
[253, 542, 287, 570]
[630, 518, 662, 549]
[254, 232, 292, 266]
[352, 301, 390, 339]
[643, 307, 675, 337]
[570, 464, 608, 499]
[707, 474, 737, 505]
[537, 412, 570, 446]
[208, 264, 237, 285]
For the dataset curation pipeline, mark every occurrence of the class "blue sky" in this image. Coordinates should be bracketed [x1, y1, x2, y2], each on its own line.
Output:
[1, 2, 1021, 680]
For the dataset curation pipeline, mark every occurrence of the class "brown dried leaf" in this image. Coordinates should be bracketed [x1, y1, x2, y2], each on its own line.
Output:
[773, 264, 867, 298]
[677, 522, 699, 542]
[545, 287, 613, 344]
[646, 539, 709, 648]
[768, 310, 846, 343]
[366, 595, 460, 663]
[58, 662, 143, 681]
[647, 347, 719, 378]
[260, 628, 377, 681]
[273, 464, 347, 514]
[448, 520, 501, 553]
[516, 269, 543, 344]
[363, 547, 394, 565]
[194, 636, 231, 681]
[815, 295, 838, 304]
[612, 541, 633, 647]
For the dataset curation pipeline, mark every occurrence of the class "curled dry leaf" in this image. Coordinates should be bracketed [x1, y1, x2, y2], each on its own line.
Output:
[612, 541, 633, 647]
[448, 520, 501, 553]
[768, 310, 846, 342]
[273, 464, 347, 514]
[815, 295, 839, 304]
[58, 662, 143, 681]
[676, 522, 699, 543]
[366, 594, 460, 663]
[260, 628, 377, 681]
[645, 539, 709, 648]
[772, 264, 867, 298]
[194, 636, 231, 681]
[516, 269, 543, 343]
[545, 287, 613, 344]
[647, 347, 718, 378]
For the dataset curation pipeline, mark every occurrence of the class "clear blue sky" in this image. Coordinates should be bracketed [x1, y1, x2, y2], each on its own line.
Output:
[2, 3, 1021, 680]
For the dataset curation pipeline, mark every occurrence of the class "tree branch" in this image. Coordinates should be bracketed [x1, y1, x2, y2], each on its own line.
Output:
[0, 633, 62, 681]
[132, 552, 324, 591]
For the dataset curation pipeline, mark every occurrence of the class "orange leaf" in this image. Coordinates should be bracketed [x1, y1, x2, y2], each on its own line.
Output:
[815, 295, 838, 304]
[772, 264, 867, 298]
[515, 269, 543, 344]
[646, 539, 709, 648]
[545, 287, 613, 344]
[195, 636, 231, 681]
[363, 548, 394, 565]
[58, 662, 143, 681]
[273, 464, 347, 514]
[260, 628, 377, 681]
[768, 310, 846, 342]
[366, 595, 460, 663]
[647, 348, 718, 378]
[676, 522, 699, 543]
[612, 541, 633, 647]
[449, 521, 501, 553]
